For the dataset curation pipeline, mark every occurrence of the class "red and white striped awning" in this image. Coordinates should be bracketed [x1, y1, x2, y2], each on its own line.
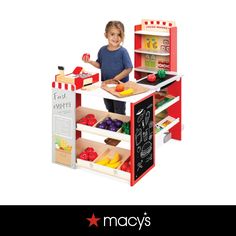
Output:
[52, 81, 75, 91]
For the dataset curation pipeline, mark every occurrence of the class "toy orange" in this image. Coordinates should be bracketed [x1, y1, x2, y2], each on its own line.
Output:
[115, 83, 125, 92]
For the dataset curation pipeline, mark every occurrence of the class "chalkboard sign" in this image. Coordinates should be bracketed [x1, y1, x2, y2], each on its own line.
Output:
[134, 95, 154, 180]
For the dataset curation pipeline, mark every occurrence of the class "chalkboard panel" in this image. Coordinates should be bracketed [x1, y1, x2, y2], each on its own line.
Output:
[134, 95, 154, 180]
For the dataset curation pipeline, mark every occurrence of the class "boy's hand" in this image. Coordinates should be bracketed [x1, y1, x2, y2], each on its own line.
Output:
[82, 53, 90, 63]
[104, 78, 118, 84]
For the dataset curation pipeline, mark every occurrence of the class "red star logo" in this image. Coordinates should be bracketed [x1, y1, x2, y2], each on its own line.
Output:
[86, 213, 101, 227]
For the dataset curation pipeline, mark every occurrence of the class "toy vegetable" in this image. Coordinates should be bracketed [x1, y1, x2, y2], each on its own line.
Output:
[157, 69, 166, 79]
[147, 73, 156, 83]
[122, 122, 130, 134]
[115, 83, 125, 92]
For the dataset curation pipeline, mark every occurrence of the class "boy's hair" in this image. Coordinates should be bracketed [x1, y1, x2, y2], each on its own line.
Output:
[105, 21, 125, 41]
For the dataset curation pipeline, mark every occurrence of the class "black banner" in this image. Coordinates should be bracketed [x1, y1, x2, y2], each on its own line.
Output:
[1, 205, 235, 235]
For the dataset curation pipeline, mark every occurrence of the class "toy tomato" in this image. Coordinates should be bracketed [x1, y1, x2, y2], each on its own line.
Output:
[87, 118, 97, 126]
[78, 117, 87, 125]
[79, 151, 89, 160]
[147, 73, 156, 83]
[85, 147, 94, 153]
[120, 161, 129, 171]
[82, 53, 90, 61]
[126, 166, 131, 173]
[88, 151, 98, 161]
[115, 84, 125, 92]
[85, 114, 95, 119]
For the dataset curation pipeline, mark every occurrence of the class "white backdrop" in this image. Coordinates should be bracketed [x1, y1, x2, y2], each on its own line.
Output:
[0, 0, 236, 205]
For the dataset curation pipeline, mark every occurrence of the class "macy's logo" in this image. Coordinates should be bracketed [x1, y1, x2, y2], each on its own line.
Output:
[86, 212, 151, 230]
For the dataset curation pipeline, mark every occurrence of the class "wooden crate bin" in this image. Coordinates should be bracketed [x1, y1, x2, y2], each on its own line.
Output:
[94, 145, 130, 170]
[76, 106, 107, 127]
[76, 138, 108, 162]
[97, 112, 130, 133]
[55, 149, 72, 166]
[76, 138, 130, 173]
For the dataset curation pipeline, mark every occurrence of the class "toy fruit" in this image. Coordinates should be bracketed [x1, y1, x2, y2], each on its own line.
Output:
[115, 83, 125, 92]
[87, 118, 97, 126]
[82, 53, 90, 61]
[78, 117, 88, 125]
[147, 73, 156, 83]
[85, 147, 94, 153]
[114, 119, 123, 128]
[85, 114, 95, 119]
[157, 69, 166, 79]
[88, 151, 98, 161]
[97, 121, 107, 129]
[126, 166, 131, 172]
[107, 161, 121, 169]
[110, 152, 120, 164]
[120, 158, 131, 172]
[108, 125, 117, 132]
[96, 156, 110, 165]
[79, 151, 89, 160]
[104, 117, 112, 126]
[119, 88, 134, 96]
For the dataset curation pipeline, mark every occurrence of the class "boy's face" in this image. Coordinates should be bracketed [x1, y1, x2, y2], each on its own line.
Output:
[105, 27, 122, 49]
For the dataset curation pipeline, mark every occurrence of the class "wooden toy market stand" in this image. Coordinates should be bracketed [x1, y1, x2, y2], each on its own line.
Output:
[52, 73, 181, 186]
[51, 19, 182, 186]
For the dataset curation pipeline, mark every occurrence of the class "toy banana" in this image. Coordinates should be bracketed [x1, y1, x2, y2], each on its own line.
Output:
[106, 161, 121, 169]
[60, 139, 67, 149]
[96, 156, 110, 165]
[119, 88, 134, 96]
[109, 152, 120, 164]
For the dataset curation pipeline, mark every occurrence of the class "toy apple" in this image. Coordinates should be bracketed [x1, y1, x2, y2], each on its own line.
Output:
[82, 53, 90, 61]
[147, 73, 156, 83]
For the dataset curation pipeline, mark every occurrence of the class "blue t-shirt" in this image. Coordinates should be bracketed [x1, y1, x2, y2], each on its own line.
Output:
[96, 46, 133, 83]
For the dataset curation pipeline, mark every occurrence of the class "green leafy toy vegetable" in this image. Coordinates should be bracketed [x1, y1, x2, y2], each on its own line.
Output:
[157, 69, 166, 79]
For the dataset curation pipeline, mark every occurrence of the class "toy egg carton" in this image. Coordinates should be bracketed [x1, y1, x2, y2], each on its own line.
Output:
[55, 66, 99, 89]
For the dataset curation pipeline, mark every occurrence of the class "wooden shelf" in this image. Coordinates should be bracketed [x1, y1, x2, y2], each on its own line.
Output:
[134, 66, 157, 74]
[155, 96, 180, 115]
[134, 49, 169, 56]
[155, 116, 179, 136]
[135, 30, 170, 37]
[76, 106, 130, 142]
[137, 72, 181, 91]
